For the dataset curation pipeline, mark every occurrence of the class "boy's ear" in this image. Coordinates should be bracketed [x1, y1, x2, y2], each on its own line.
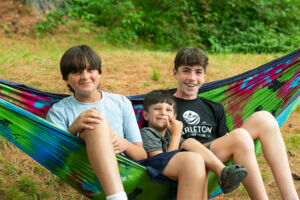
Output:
[173, 68, 177, 77]
[173, 113, 177, 119]
[143, 110, 149, 121]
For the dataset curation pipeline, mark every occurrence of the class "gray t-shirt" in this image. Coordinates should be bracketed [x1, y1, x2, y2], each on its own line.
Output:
[141, 127, 184, 152]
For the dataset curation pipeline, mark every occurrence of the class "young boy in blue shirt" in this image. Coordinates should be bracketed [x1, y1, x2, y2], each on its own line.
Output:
[140, 89, 248, 194]
[46, 45, 147, 200]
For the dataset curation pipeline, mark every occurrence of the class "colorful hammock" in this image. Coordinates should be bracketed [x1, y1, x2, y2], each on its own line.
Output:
[0, 49, 299, 199]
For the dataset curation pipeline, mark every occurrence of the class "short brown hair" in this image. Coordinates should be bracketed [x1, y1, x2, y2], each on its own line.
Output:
[143, 90, 176, 113]
[60, 45, 102, 81]
[174, 47, 208, 71]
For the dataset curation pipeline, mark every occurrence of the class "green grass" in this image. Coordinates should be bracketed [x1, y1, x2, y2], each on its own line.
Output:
[285, 134, 300, 151]
[151, 69, 161, 81]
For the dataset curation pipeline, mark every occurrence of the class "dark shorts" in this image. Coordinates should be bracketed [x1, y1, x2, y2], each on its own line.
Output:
[137, 149, 184, 184]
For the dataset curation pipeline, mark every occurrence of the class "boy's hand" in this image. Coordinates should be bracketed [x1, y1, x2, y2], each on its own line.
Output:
[167, 115, 183, 136]
[112, 133, 129, 154]
[68, 107, 104, 135]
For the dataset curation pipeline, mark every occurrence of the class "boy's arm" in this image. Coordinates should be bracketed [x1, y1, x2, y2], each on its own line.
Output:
[46, 104, 68, 130]
[166, 116, 183, 152]
[117, 98, 147, 160]
[112, 134, 147, 161]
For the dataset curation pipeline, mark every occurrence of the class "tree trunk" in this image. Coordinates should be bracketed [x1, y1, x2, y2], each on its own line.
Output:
[17, 0, 67, 12]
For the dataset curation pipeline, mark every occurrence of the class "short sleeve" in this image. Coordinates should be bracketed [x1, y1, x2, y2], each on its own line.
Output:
[215, 104, 229, 138]
[122, 97, 142, 143]
[141, 128, 163, 152]
[46, 103, 68, 130]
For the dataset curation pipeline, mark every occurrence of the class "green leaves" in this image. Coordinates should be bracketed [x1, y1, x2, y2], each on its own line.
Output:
[34, 0, 300, 53]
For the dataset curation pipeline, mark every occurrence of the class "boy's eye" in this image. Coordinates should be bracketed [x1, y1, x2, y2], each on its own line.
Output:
[87, 68, 95, 72]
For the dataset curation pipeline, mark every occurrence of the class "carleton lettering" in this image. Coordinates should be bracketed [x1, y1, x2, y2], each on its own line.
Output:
[184, 125, 212, 134]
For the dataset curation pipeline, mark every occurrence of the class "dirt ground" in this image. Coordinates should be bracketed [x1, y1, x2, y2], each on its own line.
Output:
[0, 0, 40, 36]
[0, 1, 299, 199]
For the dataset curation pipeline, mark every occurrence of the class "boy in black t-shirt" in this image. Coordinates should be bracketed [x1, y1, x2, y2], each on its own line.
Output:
[172, 47, 298, 199]
[140, 89, 248, 194]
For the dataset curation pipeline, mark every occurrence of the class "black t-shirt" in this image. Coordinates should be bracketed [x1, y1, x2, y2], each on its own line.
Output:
[175, 97, 228, 144]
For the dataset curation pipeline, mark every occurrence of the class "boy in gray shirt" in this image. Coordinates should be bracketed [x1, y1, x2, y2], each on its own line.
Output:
[140, 90, 248, 194]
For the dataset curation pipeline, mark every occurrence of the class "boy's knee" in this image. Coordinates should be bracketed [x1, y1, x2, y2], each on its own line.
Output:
[249, 111, 279, 130]
[179, 152, 205, 173]
[165, 152, 206, 183]
[230, 128, 254, 152]
[253, 110, 273, 119]
[187, 153, 206, 180]
[80, 118, 112, 140]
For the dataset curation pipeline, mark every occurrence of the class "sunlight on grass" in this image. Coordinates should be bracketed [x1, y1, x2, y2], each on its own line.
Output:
[285, 135, 300, 150]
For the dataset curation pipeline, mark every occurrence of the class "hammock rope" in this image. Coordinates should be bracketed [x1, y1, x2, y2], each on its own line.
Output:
[0, 49, 299, 199]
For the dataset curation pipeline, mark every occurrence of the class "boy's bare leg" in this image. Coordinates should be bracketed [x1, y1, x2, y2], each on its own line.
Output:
[209, 128, 268, 199]
[202, 171, 209, 200]
[80, 119, 124, 196]
[241, 111, 299, 200]
[181, 138, 224, 176]
[161, 152, 206, 200]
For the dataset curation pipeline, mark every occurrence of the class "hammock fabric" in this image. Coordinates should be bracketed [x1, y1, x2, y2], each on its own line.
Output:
[0, 49, 299, 199]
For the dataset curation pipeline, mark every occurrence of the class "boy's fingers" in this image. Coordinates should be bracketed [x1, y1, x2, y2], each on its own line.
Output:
[114, 148, 121, 154]
[98, 113, 105, 120]
[83, 124, 94, 130]
[84, 116, 102, 124]
[112, 134, 119, 143]
[168, 115, 174, 124]
[89, 116, 102, 123]
[90, 111, 103, 120]
[166, 118, 170, 127]
[94, 119, 101, 123]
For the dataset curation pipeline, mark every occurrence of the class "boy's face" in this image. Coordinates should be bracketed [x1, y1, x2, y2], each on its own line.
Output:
[143, 102, 175, 131]
[66, 63, 100, 98]
[173, 65, 206, 100]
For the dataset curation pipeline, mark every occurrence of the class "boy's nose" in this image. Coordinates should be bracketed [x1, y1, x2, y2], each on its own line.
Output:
[189, 71, 197, 80]
[80, 70, 89, 78]
[161, 109, 167, 115]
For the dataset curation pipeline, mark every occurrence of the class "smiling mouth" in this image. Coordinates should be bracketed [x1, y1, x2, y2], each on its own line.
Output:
[186, 83, 197, 88]
[80, 82, 92, 85]
[157, 117, 167, 121]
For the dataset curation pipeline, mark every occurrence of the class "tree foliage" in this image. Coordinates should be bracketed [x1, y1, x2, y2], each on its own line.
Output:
[35, 0, 300, 53]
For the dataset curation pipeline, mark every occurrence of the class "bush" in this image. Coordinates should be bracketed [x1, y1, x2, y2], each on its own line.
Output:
[34, 0, 300, 53]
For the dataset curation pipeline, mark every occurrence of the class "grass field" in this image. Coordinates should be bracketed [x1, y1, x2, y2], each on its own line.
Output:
[0, 31, 299, 199]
